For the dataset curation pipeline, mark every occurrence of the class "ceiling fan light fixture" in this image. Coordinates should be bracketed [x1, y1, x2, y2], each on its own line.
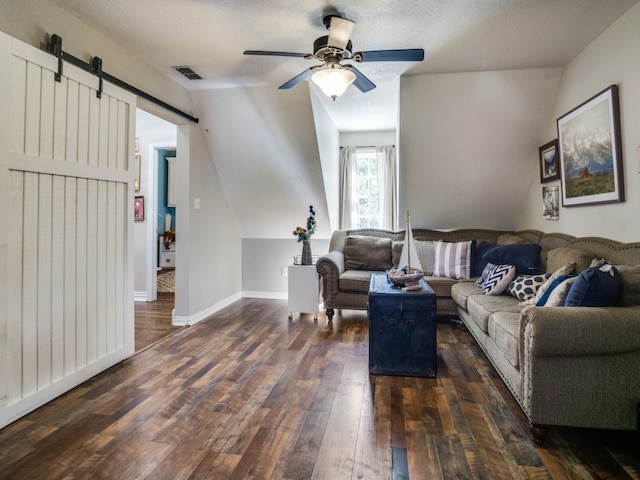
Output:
[311, 67, 356, 100]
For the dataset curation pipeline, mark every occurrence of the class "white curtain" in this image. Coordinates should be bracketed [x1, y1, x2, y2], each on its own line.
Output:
[339, 146, 357, 229]
[377, 145, 397, 230]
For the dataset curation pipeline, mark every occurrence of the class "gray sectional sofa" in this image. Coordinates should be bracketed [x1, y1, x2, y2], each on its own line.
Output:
[316, 228, 640, 442]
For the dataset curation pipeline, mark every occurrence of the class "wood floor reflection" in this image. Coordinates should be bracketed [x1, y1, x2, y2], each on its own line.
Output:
[135, 292, 180, 352]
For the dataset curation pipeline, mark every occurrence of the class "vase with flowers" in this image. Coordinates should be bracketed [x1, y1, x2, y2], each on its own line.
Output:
[293, 205, 317, 265]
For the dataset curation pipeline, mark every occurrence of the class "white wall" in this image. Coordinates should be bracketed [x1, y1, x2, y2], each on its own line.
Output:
[311, 90, 341, 233]
[341, 131, 397, 147]
[193, 85, 334, 298]
[399, 68, 562, 230]
[175, 124, 242, 323]
[519, 2, 640, 242]
[191, 85, 331, 240]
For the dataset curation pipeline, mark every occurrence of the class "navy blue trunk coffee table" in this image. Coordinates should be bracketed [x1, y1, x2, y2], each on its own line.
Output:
[367, 273, 437, 377]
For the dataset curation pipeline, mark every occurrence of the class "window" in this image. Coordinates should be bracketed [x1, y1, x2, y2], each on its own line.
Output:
[340, 145, 397, 230]
[354, 148, 380, 228]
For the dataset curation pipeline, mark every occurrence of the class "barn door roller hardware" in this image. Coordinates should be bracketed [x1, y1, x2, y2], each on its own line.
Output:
[46, 34, 198, 123]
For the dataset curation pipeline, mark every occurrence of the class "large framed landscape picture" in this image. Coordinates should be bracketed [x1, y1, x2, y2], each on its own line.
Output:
[557, 85, 624, 207]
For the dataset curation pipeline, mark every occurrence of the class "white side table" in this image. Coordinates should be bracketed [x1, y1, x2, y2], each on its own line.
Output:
[288, 265, 320, 321]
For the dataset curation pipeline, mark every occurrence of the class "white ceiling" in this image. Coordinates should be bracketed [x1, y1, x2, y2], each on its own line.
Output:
[50, 0, 638, 131]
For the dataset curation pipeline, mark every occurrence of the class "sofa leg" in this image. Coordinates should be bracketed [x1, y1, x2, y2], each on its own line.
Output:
[529, 423, 547, 445]
[326, 308, 334, 322]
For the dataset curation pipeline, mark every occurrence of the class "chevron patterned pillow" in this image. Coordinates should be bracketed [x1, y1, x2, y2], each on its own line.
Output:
[482, 264, 516, 295]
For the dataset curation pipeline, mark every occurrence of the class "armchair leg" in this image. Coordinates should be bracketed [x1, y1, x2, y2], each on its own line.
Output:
[326, 308, 334, 322]
[529, 423, 547, 445]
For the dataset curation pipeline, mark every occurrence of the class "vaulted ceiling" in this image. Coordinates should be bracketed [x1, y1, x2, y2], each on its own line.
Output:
[50, 0, 637, 131]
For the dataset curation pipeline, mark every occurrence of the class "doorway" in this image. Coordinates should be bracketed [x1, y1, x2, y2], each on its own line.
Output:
[134, 109, 179, 351]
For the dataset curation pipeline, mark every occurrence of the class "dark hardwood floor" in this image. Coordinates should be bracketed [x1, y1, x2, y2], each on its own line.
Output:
[135, 292, 180, 352]
[0, 298, 638, 479]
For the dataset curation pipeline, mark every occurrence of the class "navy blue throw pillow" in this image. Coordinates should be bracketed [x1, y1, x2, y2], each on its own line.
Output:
[482, 243, 541, 274]
[564, 264, 621, 307]
[472, 241, 495, 277]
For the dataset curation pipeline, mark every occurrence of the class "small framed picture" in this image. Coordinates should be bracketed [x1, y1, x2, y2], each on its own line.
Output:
[134, 196, 144, 221]
[542, 185, 559, 220]
[539, 139, 559, 183]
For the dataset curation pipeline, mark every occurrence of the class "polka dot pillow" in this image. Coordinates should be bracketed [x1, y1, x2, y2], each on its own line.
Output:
[507, 273, 551, 301]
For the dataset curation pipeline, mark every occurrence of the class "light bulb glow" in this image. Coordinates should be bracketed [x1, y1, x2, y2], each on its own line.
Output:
[311, 67, 356, 100]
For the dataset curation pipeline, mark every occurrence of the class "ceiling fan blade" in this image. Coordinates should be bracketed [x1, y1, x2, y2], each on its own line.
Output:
[355, 49, 425, 62]
[327, 16, 355, 50]
[243, 50, 308, 58]
[279, 68, 316, 89]
[348, 66, 376, 93]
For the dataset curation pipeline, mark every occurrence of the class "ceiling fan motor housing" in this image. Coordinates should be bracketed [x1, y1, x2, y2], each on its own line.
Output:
[313, 35, 353, 59]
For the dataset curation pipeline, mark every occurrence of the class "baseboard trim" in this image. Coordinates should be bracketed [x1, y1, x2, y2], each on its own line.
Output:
[242, 291, 287, 300]
[134, 291, 148, 302]
[173, 291, 243, 327]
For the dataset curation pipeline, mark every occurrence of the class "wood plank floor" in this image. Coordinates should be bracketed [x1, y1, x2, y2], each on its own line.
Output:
[135, 292, 180, 352]
[1, 298, 638, 479]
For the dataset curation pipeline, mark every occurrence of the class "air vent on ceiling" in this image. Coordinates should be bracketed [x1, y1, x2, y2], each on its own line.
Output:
[173, 66, 203, 80]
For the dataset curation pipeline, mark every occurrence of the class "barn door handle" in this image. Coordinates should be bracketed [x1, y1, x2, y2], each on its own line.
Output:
[405, 318, 415, 326]
[388, 318, 397, 326]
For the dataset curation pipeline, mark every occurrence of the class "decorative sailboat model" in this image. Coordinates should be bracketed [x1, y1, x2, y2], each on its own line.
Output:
[388, 211, 424, 290]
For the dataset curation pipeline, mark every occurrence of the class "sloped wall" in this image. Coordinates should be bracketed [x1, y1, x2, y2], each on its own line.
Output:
[191, 85, 331, 240]
[519, 2, 640, 242]
[398, 68, 562, 230]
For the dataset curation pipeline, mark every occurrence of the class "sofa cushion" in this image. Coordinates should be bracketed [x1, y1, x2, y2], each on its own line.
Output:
[339, 270, 375, 293]
[483, 243, 542, 274]
[546, 247, 594, 274]
[433, 241, 472, 279]
[497, 234, 525, 244]
[488, 312, 521, 369]
[507, 273, 550, 301]
[344, 235, 392, 270]
[451, 281, 482, 311]
[565, 264, 621, 307]
[423, 275, 457, 298]
[467, 294, 522, 333]
[391, 241, 403, 267]
[616, 265, 640, 306]
[482, 264, 516, 295]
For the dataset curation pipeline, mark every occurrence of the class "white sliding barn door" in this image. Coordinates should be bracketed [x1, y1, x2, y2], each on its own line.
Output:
[0, 32, 135, 428]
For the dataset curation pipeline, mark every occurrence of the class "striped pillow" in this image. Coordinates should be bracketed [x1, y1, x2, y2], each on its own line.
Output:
[482, 264, 516, 295]
[433, 241, 472, 279]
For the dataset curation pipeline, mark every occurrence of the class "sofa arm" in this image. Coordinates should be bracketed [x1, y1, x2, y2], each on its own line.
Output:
[316, 251, 345, 300]
[520, 305, 640, 357]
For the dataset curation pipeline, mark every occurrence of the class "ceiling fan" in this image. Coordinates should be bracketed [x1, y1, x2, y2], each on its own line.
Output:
[244, 14, 424, 100]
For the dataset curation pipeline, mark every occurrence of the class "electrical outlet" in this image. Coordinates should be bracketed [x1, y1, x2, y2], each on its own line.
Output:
[281, 267, 288, 277]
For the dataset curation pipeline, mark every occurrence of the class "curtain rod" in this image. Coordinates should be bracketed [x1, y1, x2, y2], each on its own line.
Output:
[46, 34, 199, 124]
[340, 145, 395, 149]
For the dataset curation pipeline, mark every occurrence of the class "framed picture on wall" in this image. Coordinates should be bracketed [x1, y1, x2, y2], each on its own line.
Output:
[542, 185, 559, 220]
[557, 85, 624, 207]
[539, 139, 559, 183]
[134, 196, 144, 221]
